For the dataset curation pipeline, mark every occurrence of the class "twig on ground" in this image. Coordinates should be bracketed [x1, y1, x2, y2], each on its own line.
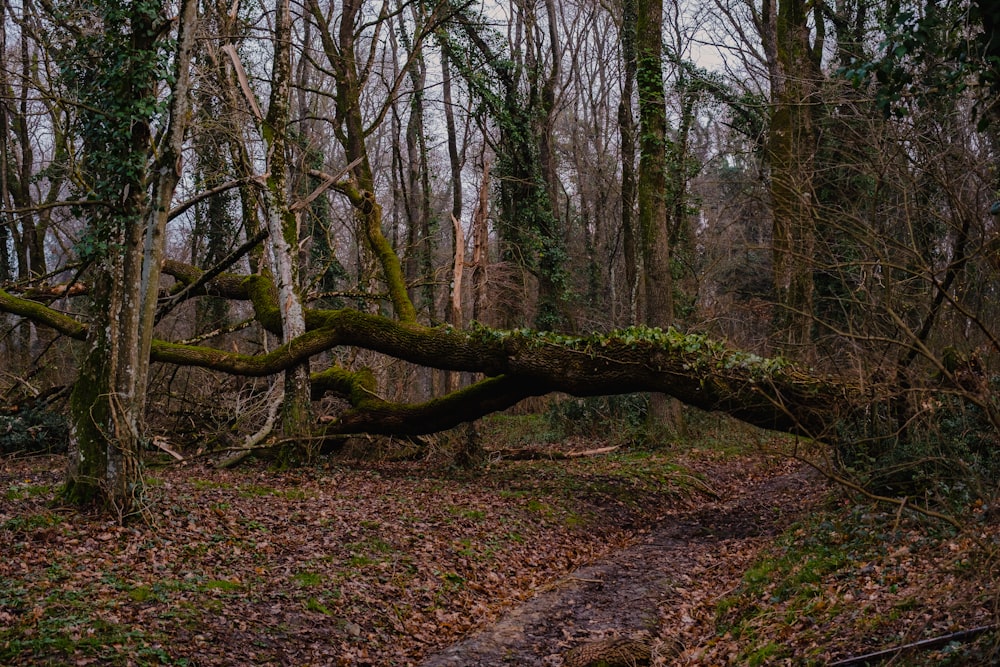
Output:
[828, 624, 996, 666]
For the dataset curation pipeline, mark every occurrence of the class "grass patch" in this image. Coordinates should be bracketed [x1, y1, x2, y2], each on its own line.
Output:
[347, 554, 377, 568]
[2, 511, 63, 533]
[304, 597, 333, 615]
[0, 577, 179, 666]
[202, 579, 242, 592]
[235, 484, 311, 500]
[0, 617, 173, 666]
[715, 510, 880, 661]
[237, 484, 275, 498]
[292, 571, 323, 587]
[190, 478, 230, 491]
[4, 483, 53, 501]
[127, 585, 160, 603]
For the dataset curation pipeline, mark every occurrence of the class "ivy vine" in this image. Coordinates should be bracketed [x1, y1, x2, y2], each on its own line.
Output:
[54, 0, 173, 262]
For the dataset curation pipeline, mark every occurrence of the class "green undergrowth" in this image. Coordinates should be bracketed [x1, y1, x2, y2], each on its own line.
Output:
[480, 398, 778, 453]
[446, 406, 783, 526]
[0, 406, 68, 455]
[0, 577, 183, 666]
[712, 501, 998, 665]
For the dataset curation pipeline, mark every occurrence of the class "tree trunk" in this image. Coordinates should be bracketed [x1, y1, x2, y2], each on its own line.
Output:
[471, 163, 491, 324]
[264, 0, 313, 463]
[308, 0, 417, 324]
[763, 0, 822, 355]
[443, 48, 465, 393]
[635, 0, 684, 439]
[619, 0, 639, 325]
[63, 0, 197, 516]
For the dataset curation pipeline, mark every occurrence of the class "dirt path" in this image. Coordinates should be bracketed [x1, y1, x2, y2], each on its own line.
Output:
[420, 458, 824, 666]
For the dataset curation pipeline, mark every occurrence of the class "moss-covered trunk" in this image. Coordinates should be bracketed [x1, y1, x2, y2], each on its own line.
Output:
[635, 0, 683, 438]
[263, 0, 313, 464]
[62, 0, 197, 515]
[764, 0, 822, 355]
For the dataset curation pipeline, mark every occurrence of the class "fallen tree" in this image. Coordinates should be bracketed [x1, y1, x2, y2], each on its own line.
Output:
[1, 259, 860, 445]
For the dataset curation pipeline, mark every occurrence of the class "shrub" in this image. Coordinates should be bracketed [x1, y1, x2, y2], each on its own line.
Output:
[0, 406, 69, 455]
[545, 394, 649, 443]
[836, 378, 1000, 506]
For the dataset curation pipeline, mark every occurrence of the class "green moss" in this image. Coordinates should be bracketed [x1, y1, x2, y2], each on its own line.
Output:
[241, 273, 281, 332]
[304, 597, 333, 614]
[202, 579, 242, 592]
[64, 347, 113, 507]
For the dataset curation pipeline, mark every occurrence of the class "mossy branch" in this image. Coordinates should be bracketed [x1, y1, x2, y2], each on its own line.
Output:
[0, 279, 860, 441]
[332, 180, 416, 322]
[321, 375, 546, 436]
[0, 289, 88, 339]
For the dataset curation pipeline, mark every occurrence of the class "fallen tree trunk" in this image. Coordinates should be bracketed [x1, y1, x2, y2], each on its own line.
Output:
[0, 264, 862, 444]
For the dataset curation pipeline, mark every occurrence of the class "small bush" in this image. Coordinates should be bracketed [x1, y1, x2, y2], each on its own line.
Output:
[545, 394, 649, 442]
[836, 379, 1000, 506]
[0, 406, 69, 455]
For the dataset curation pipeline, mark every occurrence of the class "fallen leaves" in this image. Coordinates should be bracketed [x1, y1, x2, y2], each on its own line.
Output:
[2, 448, 996, 665]
[0, 451, 681, 665]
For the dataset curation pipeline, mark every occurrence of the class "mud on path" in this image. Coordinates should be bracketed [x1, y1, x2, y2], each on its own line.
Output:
[421, 457, 825, 666]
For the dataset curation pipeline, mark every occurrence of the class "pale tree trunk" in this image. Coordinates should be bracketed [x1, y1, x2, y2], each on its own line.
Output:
[0, 2, 12, 284]
[65, 0, 198, 516]
[471, 162, 491, 325]
[263, 0, 313, 461]
[442, 48, 465, 393]
[138, 0, 199, 402]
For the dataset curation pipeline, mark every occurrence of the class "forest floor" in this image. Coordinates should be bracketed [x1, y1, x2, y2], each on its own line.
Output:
[1, 414, 998, 666]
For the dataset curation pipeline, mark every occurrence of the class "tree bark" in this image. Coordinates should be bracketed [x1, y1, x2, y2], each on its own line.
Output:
[263, 0, 313, 462]
[308, 0, 417, 323]
[762, 0, 822, 355]
[63, 0, 198, 516]
[635, 0, 684, 438]
[618, 0, 639, 325]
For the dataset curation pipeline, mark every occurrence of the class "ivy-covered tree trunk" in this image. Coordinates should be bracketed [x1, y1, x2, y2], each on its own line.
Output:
[62, 0, 197, 515]
[444, 2, 568, 331]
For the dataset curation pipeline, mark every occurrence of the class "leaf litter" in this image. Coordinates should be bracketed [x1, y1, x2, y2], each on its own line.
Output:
[1, 444, 997, 666]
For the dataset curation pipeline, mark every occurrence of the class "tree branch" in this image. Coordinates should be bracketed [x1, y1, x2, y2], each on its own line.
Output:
[155, 228, 269, 322]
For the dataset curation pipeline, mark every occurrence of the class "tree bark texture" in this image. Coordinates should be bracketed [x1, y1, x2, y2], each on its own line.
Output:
[63, 0, 197, 515]
[263, 0, 313, 458]
[762, 0, 822, 354]
[635, 0, 684, 436]
[618, 0, 639, 325]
